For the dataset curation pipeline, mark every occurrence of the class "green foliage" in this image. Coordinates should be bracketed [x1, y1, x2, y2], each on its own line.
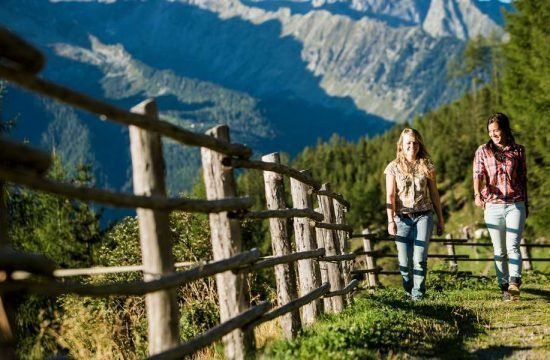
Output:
[7, 159, 104, 359]
[502, 0, 550, 237]
[264, 286, 482, 359]
[8, 159, 102, 268]
[264, 272, 550, 359]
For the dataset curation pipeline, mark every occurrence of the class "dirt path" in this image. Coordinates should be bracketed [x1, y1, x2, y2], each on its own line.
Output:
[463, 284, 550, 359]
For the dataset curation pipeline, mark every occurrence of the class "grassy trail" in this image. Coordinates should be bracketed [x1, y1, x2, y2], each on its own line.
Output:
[261, 273, 550, 359]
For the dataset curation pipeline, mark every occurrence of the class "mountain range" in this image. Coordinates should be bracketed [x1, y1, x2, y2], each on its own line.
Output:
[0, 0, 512, 201]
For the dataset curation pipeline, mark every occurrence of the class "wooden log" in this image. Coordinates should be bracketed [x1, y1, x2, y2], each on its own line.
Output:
[0, 165, 252, 212]
[0, 65, 251, 158]
[332, 201, 351, 304]
[315, 189, 350, 210]
[245, 283, 330, 331]
[250, 250, 325, 272]
[149, 301, 271, 360]
[520, 238, 533, 271]
[129, 99, 179, 355]
[324, 279, 359, 298]
[242, 208, 323, 221]
[201, 125, 253, 360]
[0, 250, 261, 297]
[314, 223, 331, 311]
[375, 254, 469, 259]
[262, 152, 301, 340]
[320, 253, 357, 262]
[316, 184, 344, 313]
[225, 158, 321, 190]
[0, 136, 51, 175]
[446, 234, 458, 273]
[362, 229, 378, 290]
[0, 27, 44, 73]
[314, 222, 354, 233]
[0, 248, 56, 276]
[290, 171, 323, 324]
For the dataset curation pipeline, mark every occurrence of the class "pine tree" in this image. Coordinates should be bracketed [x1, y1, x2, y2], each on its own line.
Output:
[502, 0, 550, 236]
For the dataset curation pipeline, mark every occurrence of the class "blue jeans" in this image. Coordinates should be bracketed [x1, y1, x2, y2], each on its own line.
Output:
[484, 202, 526, 288]
[394, 212, 433, 299]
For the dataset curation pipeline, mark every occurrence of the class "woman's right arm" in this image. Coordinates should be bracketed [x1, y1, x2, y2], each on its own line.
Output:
[473, 147, 485, 208]
[386, 174, 397, 235]
[473, 178, 484, 208]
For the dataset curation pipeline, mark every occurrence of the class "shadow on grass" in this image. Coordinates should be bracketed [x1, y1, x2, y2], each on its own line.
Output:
[471, 345, 532, 359]
[370, 294, 483, 359]
[522, 288, 550, 301]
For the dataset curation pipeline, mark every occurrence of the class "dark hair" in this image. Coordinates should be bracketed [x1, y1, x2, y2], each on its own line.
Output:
[486, 112, 515, 156]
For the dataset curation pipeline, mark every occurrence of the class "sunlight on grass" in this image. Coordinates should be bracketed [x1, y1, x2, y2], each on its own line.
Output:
[260, 273, 550, 359]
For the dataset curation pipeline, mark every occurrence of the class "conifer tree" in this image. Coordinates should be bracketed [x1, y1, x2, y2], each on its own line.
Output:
[502, 0, 550, 236]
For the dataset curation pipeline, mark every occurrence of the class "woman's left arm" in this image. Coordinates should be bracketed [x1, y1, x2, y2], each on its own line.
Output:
[520, 145, 529, 217]
[428, 170, 444, 235]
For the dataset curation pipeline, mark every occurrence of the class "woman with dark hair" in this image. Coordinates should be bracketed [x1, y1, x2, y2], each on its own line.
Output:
[473, 113, 528, 301]
[385, 128, 444, 300]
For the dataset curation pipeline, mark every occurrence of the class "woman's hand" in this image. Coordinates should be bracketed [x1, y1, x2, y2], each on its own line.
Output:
[436, 218, 444, 236]
[388, 221, 397, 236]
[474, 194, 485, 209]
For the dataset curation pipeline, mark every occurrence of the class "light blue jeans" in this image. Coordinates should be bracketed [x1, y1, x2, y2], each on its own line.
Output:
[484, 202, 526, 288]
[394, 211, 433, 299]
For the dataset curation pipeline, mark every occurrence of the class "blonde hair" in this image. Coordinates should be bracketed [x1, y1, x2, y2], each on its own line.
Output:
[395, 128, 433, 176]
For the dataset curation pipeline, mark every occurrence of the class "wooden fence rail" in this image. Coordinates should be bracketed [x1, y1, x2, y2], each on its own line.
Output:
[0, 28, 359, 360]
[349, 233, 549, 282]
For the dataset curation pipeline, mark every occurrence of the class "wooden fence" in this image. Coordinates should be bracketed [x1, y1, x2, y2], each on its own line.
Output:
[351, 232, 550, 287]
[0, 28, 359, 359]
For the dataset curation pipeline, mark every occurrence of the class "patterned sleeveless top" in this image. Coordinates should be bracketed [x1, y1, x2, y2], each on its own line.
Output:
[384, 160, 434, 215]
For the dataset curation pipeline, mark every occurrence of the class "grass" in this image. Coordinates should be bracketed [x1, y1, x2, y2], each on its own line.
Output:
[260, 272, 550, 359]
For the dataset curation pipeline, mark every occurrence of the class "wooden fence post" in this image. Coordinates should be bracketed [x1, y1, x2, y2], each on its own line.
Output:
[201, 125, 253, 360]
[446, 234, 458, 273]
[316, 183, 344, 313]
[520, 238, 532, 272]
[362, 228, 378, 291]
[129, 99, 179, 356]
[290, 171, 323, 325]
[0, 181, 16, 360]
[314, 211, 332, 312]
[332, 201, 351, 304]
[262, 153, 301, 339]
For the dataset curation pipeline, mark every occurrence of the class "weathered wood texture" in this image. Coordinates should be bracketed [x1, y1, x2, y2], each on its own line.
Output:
[262, 153, 301, 339]
[290, 172, 323, 325]
[362, 228, 378, 289]
[226, 158, 321, 190]
[446, 234, 458, 272]
[0, 250, 261, 297]
[201, 125, 253, 360]
[0, 65, 251, 158]
[0, 27, 44, 73]
[0, 166, 252, 212]
[520, 238, 532, 271]
[316, 184, 344, 313]
[129, 99, 179, 355]
[332, 201, 351, 304]
[150, 302, 271, 360]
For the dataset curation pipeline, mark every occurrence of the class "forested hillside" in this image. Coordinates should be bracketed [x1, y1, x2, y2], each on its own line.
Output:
[1, 0, 547, 358]
[292, 0, 548, 240]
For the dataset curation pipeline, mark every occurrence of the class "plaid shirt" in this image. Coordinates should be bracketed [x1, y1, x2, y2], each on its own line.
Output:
[473, 143, 527, 204]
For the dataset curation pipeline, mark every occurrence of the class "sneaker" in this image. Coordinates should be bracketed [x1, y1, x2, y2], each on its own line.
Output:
[501, 290, 512, 302]
[508, 283, 520, 301]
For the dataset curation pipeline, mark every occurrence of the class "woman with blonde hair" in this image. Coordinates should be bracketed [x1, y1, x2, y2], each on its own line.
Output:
[384, 128, 444, 300]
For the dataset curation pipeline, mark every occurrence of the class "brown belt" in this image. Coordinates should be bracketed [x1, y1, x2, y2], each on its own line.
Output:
[399, 210, 432, 218]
